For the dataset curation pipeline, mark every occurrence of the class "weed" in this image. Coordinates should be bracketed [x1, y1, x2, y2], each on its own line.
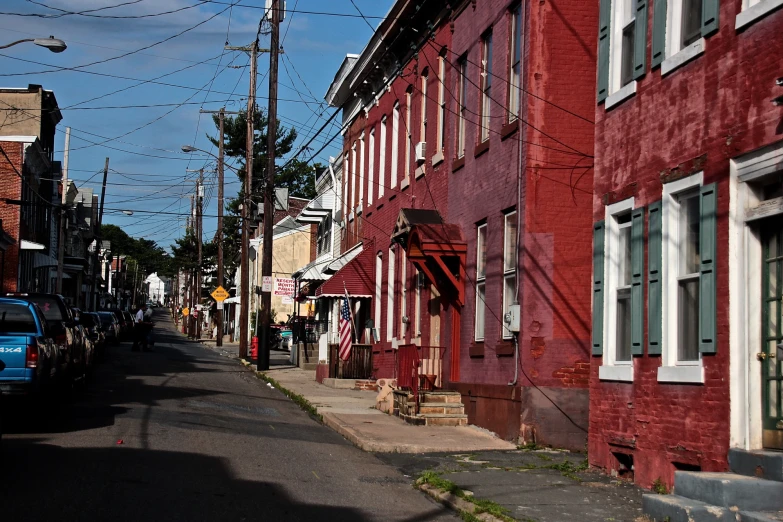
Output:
[417, 471, 516, 522]
[652, 478, 669, 495]
[256, 373, 322, 422]
[519, 441, 543, 451]
[536, 454, 553, 461]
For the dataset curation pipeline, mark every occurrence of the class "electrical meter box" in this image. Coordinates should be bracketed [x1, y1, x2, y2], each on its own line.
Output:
[506, 304, 520, 333]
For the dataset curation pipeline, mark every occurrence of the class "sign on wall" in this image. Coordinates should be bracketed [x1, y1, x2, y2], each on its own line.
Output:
[274, 278, 295, 297]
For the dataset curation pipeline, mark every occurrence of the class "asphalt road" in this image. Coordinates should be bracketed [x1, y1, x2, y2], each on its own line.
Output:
[0, 309, 454, 522]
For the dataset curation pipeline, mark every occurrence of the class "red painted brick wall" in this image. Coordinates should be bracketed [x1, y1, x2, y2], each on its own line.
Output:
[0, 141, 24, 292]
[589, 3, 783, 489]
[447, 0, 596, 442]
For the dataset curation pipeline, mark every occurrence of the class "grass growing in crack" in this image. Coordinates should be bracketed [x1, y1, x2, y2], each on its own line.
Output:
[417, 471, 516, 522]
[256, 373, 322, 422]
[652, 478, 669, 495]
[542, 458, 589, 481]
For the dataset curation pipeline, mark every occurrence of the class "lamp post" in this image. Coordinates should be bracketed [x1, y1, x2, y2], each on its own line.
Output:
[0, 37, 67, 52]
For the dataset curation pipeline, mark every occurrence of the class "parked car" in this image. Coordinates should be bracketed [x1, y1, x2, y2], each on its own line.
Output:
[71, 308, 95, 373]
[279, 329, 293, 351]
[6, 293, 87, 388]
[0, 298, 58, 396]
[97, 312, 120, 345]
[108, 310, 130, 340]
[79, 312, 106, 361]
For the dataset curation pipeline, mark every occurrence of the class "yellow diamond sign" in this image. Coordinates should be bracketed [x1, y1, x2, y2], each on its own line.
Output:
[211, 286, 229, 302]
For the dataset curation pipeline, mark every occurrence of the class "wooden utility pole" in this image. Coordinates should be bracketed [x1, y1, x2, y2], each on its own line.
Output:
[259, 0, 281, 371]
[92, 157, 109, 310]
[197, 168, 203, 339]
[56, 126, 71, 294]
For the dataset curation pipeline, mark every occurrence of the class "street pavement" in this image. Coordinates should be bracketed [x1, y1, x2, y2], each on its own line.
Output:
[0, 309, 456, 522]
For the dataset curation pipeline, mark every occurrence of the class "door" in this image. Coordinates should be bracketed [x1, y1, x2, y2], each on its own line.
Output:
[761, 218, 783, 449]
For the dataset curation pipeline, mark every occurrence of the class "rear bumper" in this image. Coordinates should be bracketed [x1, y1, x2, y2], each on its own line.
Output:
[0, 381, 36, 395]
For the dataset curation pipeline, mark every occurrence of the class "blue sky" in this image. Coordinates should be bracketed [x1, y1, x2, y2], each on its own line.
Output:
[0, 0, 392, 252]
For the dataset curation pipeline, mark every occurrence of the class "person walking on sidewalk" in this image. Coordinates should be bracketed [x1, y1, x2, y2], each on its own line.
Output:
[131, 304, 150, 352]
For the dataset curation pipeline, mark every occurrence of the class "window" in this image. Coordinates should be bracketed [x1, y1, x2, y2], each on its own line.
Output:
[479, 31, 493, 142]
[657, 172, 717, 383]
[351, 142, 357, 213]
[736, 0, 782, 28]
[368, 127, 375, 206]
[387, 247, 395, 341]
[391, 103, 399, 188]
[502, 211, 517, 339]
[508, 5, 522, 120]
[359, 132, 365, 210]
[598, 0, 649, 104]
[316, 213, 332, 256]
[379, 116, 387, 199]
[651, 0, 717, 75]
[343, 153, 349, 218]
[405, 90, 412, 180]
[437, 54, 446, 153]
[456, 56, 467, 157]
[475, 223, 487, 341]
[420, 69, 428, 148]
[415, 270, 423, 337]
[375, 253, 382, 341]
[400, 249, 407, 337]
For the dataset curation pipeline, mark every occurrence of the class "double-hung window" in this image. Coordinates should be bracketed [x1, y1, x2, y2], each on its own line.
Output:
[437, 54, 446, 154]
[655, 172, 717, 383]
[650, 0, 718, 75]
[387, 247, 395, 341]
[479, 30, 493, 143]
[368, 127, 375, 206]
[375, 253, 383, 342]
[379, 116, 387, 199]
[475, 223, 487, 341]
[391, 103, 399, 188]
[456, 56, 468, 158]
[405, 90, 412, 182]
[420, 69, 428, 151]
[502, 211, 517, 339]
[599, 0, 646, 106]
[508, 5, 522, 120]
[358, 132, 365, 211]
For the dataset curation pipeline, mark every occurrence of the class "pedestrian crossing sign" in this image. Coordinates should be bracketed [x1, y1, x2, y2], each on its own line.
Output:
[211, 286, 229, 302]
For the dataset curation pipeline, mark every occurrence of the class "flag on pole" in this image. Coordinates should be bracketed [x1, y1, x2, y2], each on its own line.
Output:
[338, 295, 352, 361]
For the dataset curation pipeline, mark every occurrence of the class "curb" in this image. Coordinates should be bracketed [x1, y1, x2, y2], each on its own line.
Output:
[417, 484, 507, 522]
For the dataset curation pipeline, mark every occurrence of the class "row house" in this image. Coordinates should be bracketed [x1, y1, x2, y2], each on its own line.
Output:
[324, 0, 597, 448]
[589, 0, 783, 498]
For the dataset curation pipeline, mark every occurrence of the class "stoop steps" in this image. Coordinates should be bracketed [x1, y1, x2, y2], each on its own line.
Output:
[398, 390, 468, 427]
[643, 449, 783, 522]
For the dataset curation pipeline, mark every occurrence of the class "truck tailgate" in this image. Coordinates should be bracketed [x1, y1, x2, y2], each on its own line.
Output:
[0, 335, 31, 381]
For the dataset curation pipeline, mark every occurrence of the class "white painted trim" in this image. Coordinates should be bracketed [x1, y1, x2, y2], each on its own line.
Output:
[736, 139, 783, 182]
[608, 0, 635, 95]
[599, 365, 634, 382]
[432, 151, 444, 166]
[602, 198, 636, 380]
[736, 0, 783, 29]
[661, 38, 705, 77]
[660, 172, 704, 379]
[605, 81, 637, 110]
[657, 365, 705, 383]
[0, 135, 37, 143]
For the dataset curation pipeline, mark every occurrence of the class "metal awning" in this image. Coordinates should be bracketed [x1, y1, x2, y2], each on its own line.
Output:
[324, 242, 363, 273]
[295, 191, 334, 225]
[292, 254, 333, 281]
[316, 243, 373, 298]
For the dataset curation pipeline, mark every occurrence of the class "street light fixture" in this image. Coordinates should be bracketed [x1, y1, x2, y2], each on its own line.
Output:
[0, 36, 67, 53]
[122, 210, 134, 216]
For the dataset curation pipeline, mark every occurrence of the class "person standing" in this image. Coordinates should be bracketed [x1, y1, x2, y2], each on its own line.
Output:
[131, 304, 149, 352]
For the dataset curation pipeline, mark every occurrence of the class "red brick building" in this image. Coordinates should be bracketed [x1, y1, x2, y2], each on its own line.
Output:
[589, 0, 783, 489]
[326, 0, 598, 448]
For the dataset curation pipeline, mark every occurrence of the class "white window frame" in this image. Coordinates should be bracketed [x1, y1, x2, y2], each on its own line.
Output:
[400, 249, 407, 338]
[391, 103, 399, 188]
[387, 247, 395, 341]
[379, 116, 387, 199]
[421, 70, 428, 147]
[457, 57, 467, 158]
[368, 127, 375, 206]
[508, 4, 522, 121]
[343, 153, 349, 218]
[414, 269, 423, 337]
[436, 54, 446, 161]
[659, 171, 705, 384]
[502, 211, 517, 340]
[479, 30, 492, 143]
[736, 0, 783, 28]
[606, 0, 638, 107]
[358, 132, 365, 211]
[599, 198, 635, 382]
[475, 223, 487, 341]
[351, 142, 357, 212]
[661, 0, 706, 76]
[375, 252, 382, 341]
[405, 90, 412, 183]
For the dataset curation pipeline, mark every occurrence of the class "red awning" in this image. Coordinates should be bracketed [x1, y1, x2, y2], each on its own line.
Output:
[315, 245, 374, 298]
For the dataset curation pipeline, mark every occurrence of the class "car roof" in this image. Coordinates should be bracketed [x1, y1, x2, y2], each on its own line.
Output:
[0, 297, 37, 308]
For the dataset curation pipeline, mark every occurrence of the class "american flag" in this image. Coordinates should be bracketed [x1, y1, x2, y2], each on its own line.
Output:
[338, 295, 352, 361]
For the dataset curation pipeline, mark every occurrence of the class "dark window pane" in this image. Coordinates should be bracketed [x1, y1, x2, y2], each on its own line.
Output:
[616, 291, 632, 361]
[678, 278, 699, 361]
[621, 21, 635, 87]
[0, 303, 37, 333]
[682, 0, 702, 47]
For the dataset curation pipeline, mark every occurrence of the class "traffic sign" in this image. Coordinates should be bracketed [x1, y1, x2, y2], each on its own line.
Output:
[262, 276, 272, 293]
[211, 286, 229, 302]
[182, 307, 190, 316]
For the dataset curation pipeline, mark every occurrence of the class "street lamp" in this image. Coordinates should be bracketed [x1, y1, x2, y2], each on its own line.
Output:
[0, 36, 67, 53]
[122, 210, 134, 216]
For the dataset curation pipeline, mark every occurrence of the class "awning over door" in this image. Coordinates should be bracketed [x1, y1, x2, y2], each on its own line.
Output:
[391, 208, 467, 306]
[315, 243, 373, 298]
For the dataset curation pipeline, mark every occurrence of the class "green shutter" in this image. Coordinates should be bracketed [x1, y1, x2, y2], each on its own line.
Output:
[701, 0, 719, 37]
[593, 221, 606, 355]
[597, 0, 611, 103]
[631, 208, 645, 355]
[699, 183, 717, 354]
[651, 0, 667, 68]
[647, 201, 662, 355]
[633, 0, 649, 80]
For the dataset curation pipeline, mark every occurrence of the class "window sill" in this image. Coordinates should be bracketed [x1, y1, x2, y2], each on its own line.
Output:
[348, 211, 355, 222]
[452, 156, 465, 173]
[501, 119, 519, 140]
[495, 339, 515, 356]
[657, 364, 704, 384]
[400, 177, 410, 190]
[661, 38, 705, 77]
[469, 341, 484, 357]
[415, 165, 425, 179]
[605, 81, 637, 110]
[736, 0, 783, 29]
[599, 365, 633, 382]
[432, 151, 444, 167]
[474, 140, 490, 158]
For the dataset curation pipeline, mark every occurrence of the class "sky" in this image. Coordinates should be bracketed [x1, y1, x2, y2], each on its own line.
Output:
[0, 0, 393, 252]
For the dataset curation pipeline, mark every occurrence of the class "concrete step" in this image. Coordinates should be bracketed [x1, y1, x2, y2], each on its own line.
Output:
[418, 402, 465, 415]
[421, 413, 468, 427]
[299, 363, 318, 371]
[729, 449, 783, 482]
[643, 494, 734, 522]
[420, 391, 462, 404]
[739, 511, 783, 522]
[673, 471, 783, 512]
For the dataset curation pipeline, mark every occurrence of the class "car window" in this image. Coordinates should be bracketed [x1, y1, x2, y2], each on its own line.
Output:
[28, 297, 65, 323]
[79, 313, 96, 328]
[0, 303, 38, 334]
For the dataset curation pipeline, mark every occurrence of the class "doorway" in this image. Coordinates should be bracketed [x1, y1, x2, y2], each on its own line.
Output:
[761, 217, 783, 449]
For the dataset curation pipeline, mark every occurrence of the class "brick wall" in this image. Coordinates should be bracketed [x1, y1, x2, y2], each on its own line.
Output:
[0, 141, 23, 292]
[589, 2, 783, 489]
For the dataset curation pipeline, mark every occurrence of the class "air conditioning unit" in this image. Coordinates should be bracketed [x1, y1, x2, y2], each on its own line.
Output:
[414, 141, 426, 163]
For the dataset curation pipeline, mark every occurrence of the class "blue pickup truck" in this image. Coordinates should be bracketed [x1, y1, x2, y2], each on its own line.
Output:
[0, 298, 57, 396]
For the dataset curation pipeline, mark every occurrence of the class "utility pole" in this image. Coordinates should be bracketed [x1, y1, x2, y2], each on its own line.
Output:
[186, 168, 204, 339]
[56, 126, 70, 294]
[259, 0, 281, 372]
[92, 157, 109, 310]
[241, 41, 258, 359]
